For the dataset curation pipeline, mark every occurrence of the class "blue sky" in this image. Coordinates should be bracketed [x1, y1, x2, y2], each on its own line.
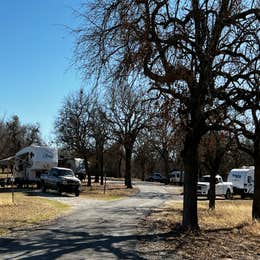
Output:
[0, 0, 87, 142]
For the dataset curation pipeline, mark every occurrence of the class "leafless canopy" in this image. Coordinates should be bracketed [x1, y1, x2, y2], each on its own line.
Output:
[73, 0, 259, 229]
[74, 0, 259, 100]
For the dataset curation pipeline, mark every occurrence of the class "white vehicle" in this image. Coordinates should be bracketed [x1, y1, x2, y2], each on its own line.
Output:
[58, 157, 86, 180]
[197, 175, 233, 199]
[169, 171, 184, 185]
[227, 167, 254, 199]
[14, 145, 58, 187]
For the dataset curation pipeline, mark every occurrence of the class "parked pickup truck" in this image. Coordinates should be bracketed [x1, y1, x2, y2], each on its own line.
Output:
[41, 167, 81, 196]
[197, 175, 233, 199]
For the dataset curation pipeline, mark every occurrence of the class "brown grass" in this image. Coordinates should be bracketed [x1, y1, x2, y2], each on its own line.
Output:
[138, 199, 260, 259]
[80, 182, 139, 200]
[0, 192, 69, 236]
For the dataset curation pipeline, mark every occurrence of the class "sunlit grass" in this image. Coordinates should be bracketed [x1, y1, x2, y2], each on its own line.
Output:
[138, 199, 260, 259]
[80, 182, 139, 200]
[0, 192, 69, 236]
[161, 199, 257, 232]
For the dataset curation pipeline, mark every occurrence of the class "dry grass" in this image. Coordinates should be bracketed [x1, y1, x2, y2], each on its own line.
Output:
[80, 182, 139, 200]
[0, 192, 69, 236]
[138, 199, 260, 259]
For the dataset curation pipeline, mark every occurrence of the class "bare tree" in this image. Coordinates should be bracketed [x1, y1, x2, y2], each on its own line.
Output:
[55, 88, 93, 186]
[74, 0, 259, 231]
[134, 135, 157, 180]
[226, 73, 260, 219]
[146, 98, 181, 183]
[24, 123, 42, 146]
[89, 100, 109, 185]
[199, 131, 233, 209]
[0, 115, 42, 159]
[0, 117, 8, 158]
[106, 83, 149, 188]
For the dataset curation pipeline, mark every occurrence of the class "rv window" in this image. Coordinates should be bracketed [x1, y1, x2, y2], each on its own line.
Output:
[248, 176, 252, 184]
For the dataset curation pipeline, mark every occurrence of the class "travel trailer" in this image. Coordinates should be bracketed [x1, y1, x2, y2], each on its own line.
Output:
[14, 145, 58, 187]
[169, 170, 184, 185]
[58, 157, 86, 180]
[227, 166, 254, 198]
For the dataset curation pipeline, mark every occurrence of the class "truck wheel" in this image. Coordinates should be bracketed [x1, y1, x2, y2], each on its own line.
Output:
[225, 189, 231, 199]
[75, 190, 80, 197]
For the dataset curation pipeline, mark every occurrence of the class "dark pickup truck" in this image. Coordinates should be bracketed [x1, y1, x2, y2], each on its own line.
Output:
[41, 167, 81, 196]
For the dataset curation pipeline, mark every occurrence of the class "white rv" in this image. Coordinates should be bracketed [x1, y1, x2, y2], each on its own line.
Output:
[227, 166, 254, 198]
[169, 171, 184, 185]
[14, 145, 58, 186]
[58, 157, 86, 180]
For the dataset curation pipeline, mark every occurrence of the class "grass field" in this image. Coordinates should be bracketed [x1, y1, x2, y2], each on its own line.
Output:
[138, 199, 260, 259]
[0, 192, 69, 236]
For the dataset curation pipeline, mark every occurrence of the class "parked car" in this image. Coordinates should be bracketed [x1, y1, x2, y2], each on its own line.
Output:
[41, 167, 81, 196]
[145, 173, 167, 183]
[197, 175, 233, 199]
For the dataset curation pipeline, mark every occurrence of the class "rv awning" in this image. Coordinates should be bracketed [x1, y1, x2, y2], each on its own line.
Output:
[0, 156, 15, 167]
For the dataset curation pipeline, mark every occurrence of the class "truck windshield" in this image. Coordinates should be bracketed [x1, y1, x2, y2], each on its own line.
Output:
[57, 170, 74, 177]
[199, 176, 210, 182]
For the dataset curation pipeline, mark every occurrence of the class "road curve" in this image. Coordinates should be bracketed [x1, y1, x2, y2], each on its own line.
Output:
[0, 182, 182, 260]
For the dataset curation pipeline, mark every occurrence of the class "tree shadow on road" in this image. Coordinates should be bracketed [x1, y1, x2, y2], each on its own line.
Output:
[0, 225, 147, 260]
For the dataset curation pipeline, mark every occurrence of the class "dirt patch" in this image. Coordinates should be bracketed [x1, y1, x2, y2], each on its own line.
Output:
[0, 192, 69, 236]
[80, 182, 139, 200]
[137, 200, 260, 259]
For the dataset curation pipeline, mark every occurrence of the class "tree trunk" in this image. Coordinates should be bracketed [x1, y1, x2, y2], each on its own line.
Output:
[125, 146, 133, 189]
[118, 157, 122, 178]
[94, 161, 99, 183]
[208, 147, 225, 210]
[83, 156, 91, 187]
[252, 150, 260, 219]
[182, 136, 200, 232]
[141, 161, 145, 181]
[100, 149, 104, 185]
[162, 149, 169, 184]
[209, 171, 216, 210]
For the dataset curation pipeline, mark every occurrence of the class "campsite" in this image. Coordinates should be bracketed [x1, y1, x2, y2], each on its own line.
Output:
[0, 1, 259, 259]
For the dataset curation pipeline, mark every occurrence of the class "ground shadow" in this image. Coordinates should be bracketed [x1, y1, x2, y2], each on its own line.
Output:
[0, 223, 152, 259]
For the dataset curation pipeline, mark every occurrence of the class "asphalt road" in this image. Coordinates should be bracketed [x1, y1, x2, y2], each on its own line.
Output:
[0, 182, 182, 260]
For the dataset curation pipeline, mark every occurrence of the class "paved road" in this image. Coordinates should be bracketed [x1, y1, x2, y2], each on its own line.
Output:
[0, 182, 182, 260]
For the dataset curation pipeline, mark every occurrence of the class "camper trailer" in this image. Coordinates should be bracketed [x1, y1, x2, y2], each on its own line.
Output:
[58, 157, 86, 180]
[169, 170, 184, 185]
[14, 145, 58, 187]
[227, 166, 254, 198]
